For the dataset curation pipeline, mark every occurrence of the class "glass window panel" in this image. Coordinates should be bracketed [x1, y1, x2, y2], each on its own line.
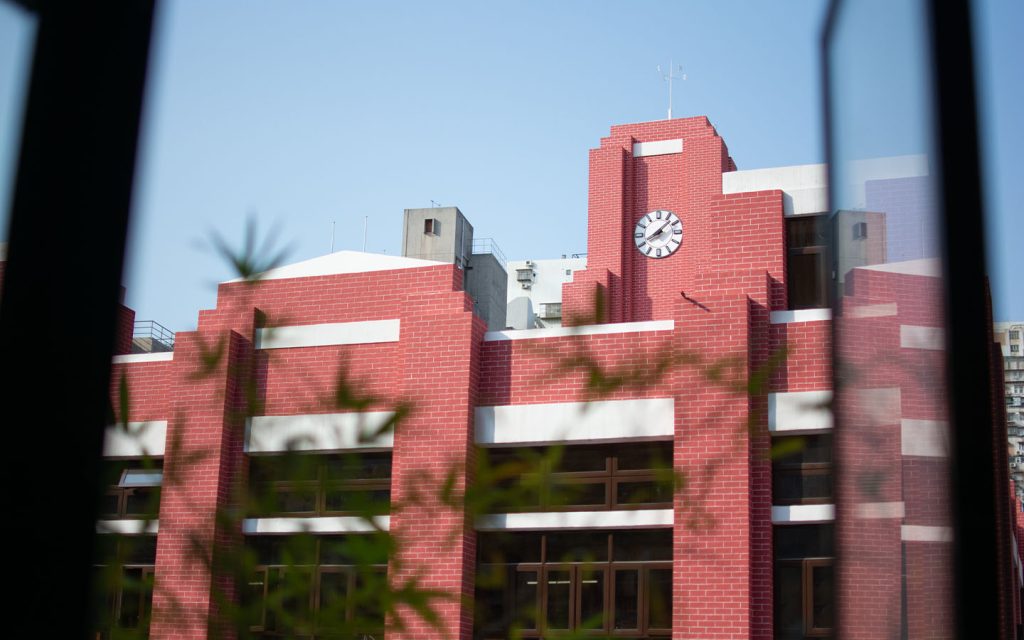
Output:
[277, 486, 318, 514]
[646, 568, 672, 630]
[101, 491, 121, 517]
[514, 570, 539, 631]
[317, 569, 350, 631]
[613, 530, 672, 561]
[616, 479, 674, 505]
[774, 524, 835, 559]
[475, 570, 510, 638]
[478, 532, 543, 564]
[811, 563, 835, 631]
[613, 569, 640, 630]
[774, 435, 833, 465]
[774, 563, 803, 640]
[773, 470, 833, 504]
[121, 536, 157, 565]
[557, 446, 608, 472]
[324, 487, 390, 514]
[352, 568, 387, 633]
[787, 251, 826, 309]
[547, 531, 608, 562]
[120, 469, 164, 487]
[551, 479, 606, 508]
[117, 567, 144, 628]
[578, 567, 605, 631]
[244, 569, 267, 629]
[615, 442, 673, 470]
[324, 452, 392, 480]
[124, 486, 161, 516]
[545, 569, 572, 630]
[786, 215, 828, 249]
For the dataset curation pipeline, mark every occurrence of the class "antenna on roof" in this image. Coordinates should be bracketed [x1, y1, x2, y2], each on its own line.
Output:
[430, 200, 442, 208]
[657, 60, 686, 120]
[330, 220, 336, 253]
[362, 216, 368, 252]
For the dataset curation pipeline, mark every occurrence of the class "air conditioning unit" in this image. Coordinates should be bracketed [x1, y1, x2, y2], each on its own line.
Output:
[539, 303, 562, 319]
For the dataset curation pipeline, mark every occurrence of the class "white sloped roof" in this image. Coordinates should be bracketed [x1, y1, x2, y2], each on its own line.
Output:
[224, 250, 446, 283]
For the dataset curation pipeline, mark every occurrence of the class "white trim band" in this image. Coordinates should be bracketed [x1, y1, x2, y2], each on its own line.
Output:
[901, 524, 952, 542]
[113, 352, 174, 364]
[772, 504, 835, 523]
[476, 398, 674, 445]
[901, 419, 949, 457]
[632, 139, 683, 158]
[854, 501, 906, 519]
[243, 516, 389, 534]
[246, 412, 395, 453]
[476, 509, 673, 531]
[104, 421, 167, 457]
[256, 319, 400, 350]
[769, 391, 833, 432]
[900, 325, 945, 351]
[484, 320, 673, 342]
[97, 519, 159, 535]
[847, 302, 898, 319]
[770, 309, 831, 324]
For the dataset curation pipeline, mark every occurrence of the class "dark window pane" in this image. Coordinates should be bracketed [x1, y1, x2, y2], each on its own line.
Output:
[278, 486, 318, 514]
[613, 570, 640, 630]
[318, 569, 350, 631]
[121, 536, 157, 564]
[774, 524, 835, 559]
[352, 568, 387, 633]
[547, 531, 608, 562]
[788, 251, 826, 309]
[124, 486, 161, 516]
[615, 442, 673, 470]
[552, 480, 606, 507]
[616, 479, 674, 505]
[117, 567, 144, 628]
[475, 568, 509, 638]
[557, 446, 608, 472]
[647, 568, 672, 630]
[478, 532, 542, 564]
[613, 530, 672, 561]
[774, 563, 803, 639]
[545, 569, 572, 630]
[578, 568, 605, 631]
[773, 469, 833, 504]
[787, 215, 827, 249]
[101, 492, 121, 517]
[250, 535, 318, 566]
[514, 570, 539, 631]
[774, 435, 833, 465]
[324, 452, 392, 480]
[324, 488, 390, 514]
[250, 454, 318, 483]
[244, 569, 267, 630]
[811, 563, 834, 631]
[319, 534, 390, 566]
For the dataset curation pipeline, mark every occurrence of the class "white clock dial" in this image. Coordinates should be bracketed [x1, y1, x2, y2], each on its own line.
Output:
[634, 210, 682, 259]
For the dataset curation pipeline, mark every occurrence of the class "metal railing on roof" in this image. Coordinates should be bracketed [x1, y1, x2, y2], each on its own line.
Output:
[471, 238, 507, 266]
[131, 320, 175, 353]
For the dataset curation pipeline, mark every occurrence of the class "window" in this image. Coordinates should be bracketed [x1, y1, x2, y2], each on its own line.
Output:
[100, 459, 163, 519]
[775, 524, 834, 639]
[423, 217, 439, 235]
[475, 530, 671, 639]
[786, 215, 829, 310]
[772, 435, 833, 505]
[245, 535, 387, 638]
[478, 442, 674, 513]
[91, 535, 157, 638]
[1010, 331, 1020, 340]
[247, 451, 391, 517]
[1012, 345, 1020, 353]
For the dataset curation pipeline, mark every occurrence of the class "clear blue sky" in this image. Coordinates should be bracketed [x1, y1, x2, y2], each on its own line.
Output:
[0, 1, 1020, 329]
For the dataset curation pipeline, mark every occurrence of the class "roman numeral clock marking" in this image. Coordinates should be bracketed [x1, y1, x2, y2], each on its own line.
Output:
[634, 210, 682, 259]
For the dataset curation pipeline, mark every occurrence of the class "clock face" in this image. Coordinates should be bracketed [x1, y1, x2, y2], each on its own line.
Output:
[634, 210, 682, 259]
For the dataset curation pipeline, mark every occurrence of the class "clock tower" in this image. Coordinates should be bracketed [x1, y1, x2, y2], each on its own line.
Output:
[563, 117, 788, 325]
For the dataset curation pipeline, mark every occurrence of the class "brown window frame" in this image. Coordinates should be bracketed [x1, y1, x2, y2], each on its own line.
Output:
[786, 214, 830, 310]
[484, 444, 674, 513]
[92, 536, 157, 638]
[247, 537, 388, 638]
[475, 532, 672, 639]
[247, 451, 392, 518]
[100, 460, 163, 520]
[772, 435, 834, 506]
[776, 557, 834, 638]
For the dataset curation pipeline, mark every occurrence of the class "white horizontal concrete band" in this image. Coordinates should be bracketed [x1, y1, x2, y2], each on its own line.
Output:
[104, 421, 167, 457]
[227, 250, 445, 283]
[770, 308, 831, 324]
[901, 419, 949, 457]
[847, 302, 898, 319]
[862, 258, 940, 278]
[900, 325, 945, 351]
[632, 139, 683, 158]
[97, 519, 159, 535]
[901, 524, 952, 542]
[476, 398, 674, 445]
[112, 352, 174, 364]
[256, 319, 400, 350]
[772, 504, 835, 523]
[854, 501, 906, 519]
[721, 163, 828, 216]
[476, 509, 673, 531]
[484, 319, 673, 342]
[243, 516, 389, 534]
[768, 391, 833, 432]
[246, 412, 395, 453]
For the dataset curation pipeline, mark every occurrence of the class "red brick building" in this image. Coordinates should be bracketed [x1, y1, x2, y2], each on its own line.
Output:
[96, 116, 1023, 639]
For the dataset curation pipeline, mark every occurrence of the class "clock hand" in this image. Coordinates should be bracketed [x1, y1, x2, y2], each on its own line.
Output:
[648, 221, 669, 237]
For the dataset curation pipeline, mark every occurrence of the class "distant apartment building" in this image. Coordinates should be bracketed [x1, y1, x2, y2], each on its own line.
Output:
[996, 322, 1024, 496]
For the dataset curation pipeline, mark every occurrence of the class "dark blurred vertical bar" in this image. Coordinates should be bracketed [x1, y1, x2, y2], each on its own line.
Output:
[928, 0, 1004, 635]
[0, 0, 154, 636]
